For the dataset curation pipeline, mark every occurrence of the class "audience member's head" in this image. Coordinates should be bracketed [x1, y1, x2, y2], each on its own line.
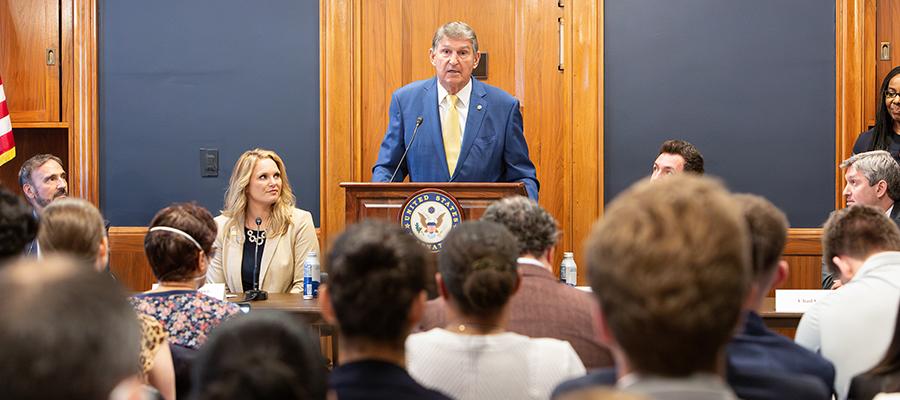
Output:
[144, 203, 217, 285]
[650, 139, 704, 180]
[481, 195, 559, 261]
[733, 194, 790, 307]
[18, 153, 68, 212]
[323, 221, 430, 349]
[586, 175, 749, 377]
[192, 311, 327, 400]
[0, 256, 141, 400]
[222, 148, 296, 236]
[841, 150, 900, 211]
[438, 220, 520, 321]
[0, 186, 37, 264]
[822, 205, 900, 282]
[37, 198, 107, 271]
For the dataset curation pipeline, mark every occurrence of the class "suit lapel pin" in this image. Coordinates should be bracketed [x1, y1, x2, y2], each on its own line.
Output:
[476, 104, 483, 111]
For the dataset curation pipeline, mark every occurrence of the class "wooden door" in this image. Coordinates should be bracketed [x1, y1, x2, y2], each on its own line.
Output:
[0, 0, 60, 122]
[322, 0, 602, 280]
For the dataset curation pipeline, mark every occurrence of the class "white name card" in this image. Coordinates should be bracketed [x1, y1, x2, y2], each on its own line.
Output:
[149, 283, 227, 301]
[775, 289, 832, 313]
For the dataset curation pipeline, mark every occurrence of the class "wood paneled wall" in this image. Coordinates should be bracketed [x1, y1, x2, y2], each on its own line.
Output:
[320, 0, 601, 281]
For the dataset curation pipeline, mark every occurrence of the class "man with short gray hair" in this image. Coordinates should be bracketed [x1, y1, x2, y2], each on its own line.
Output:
[418, 196, 612, 369]
[371, 22, 539, 199]
[823, 150, 900, 288]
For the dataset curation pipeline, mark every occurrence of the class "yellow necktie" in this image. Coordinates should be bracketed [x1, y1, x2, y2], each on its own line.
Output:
[443, 94, 462, 176]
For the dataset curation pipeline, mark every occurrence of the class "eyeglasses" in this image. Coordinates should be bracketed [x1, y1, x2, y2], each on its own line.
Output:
[886, 91, 900, 101]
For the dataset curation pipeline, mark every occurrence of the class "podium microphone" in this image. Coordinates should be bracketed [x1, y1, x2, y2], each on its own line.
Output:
[245, 216, 268, 301]
[389, 116, 424, 183]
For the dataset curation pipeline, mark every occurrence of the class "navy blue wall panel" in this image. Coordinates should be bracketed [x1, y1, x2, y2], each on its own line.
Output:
[98, 0, 320, 226]
[605, 0, 835, 227]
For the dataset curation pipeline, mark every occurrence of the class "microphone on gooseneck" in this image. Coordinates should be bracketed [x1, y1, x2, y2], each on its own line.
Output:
[245, 217, 268, 301]
[389, 116, 424, 183]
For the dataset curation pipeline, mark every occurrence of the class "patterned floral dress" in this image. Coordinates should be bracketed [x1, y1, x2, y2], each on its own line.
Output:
[130, 290, 240, 349]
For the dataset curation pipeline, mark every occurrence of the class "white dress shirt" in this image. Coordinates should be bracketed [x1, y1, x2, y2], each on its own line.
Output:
[795, 251, 900, 400]
[436, 79, 473, 141]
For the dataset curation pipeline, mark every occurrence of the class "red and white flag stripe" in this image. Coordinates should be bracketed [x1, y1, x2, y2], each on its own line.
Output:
[0, 75, 15, 166]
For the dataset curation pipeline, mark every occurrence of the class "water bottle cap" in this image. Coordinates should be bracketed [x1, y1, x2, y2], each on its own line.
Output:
[563, 252, 574, 258]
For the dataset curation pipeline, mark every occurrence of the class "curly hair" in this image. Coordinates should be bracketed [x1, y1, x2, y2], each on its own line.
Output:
[326, 221, 430, 346]
[481, 195, 559, 256]
[659, 139, 704, 174]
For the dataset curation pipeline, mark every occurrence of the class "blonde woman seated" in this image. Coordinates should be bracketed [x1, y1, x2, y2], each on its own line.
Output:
[208, 149, 319, 294]
[38, 198, 176, 400]
[406, 221, 586, 400]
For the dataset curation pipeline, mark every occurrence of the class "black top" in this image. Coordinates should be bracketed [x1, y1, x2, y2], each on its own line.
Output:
[241, 227, 266, 292]
[853, 128, 900, 164]
[329, 359, 451, 400]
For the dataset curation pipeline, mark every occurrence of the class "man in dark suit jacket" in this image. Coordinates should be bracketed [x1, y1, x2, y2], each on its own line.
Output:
[728, 194, 835, 394]
[417, 196, 612, 369]
[823, 150, 900, 289]
[371, 22, 539, 199]
[18, 153, 69, 256]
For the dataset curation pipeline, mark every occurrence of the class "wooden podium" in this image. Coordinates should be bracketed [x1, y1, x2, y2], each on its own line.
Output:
[340, 182, 527, 225]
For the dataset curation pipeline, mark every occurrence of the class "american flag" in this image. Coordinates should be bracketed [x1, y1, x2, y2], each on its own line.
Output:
[0, 74, 14, 166]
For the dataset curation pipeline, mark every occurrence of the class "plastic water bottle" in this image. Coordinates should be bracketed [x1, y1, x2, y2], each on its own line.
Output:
[303, 251, 320, 299]
[561, 252, 577, 287]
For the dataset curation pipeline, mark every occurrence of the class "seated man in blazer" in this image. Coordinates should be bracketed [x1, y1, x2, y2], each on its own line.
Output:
[371, 21, 539, 200]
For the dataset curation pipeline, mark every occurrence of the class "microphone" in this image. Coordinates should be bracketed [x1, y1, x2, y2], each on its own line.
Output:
[389, 116, 424, 183]
[244, 217, 268, 301]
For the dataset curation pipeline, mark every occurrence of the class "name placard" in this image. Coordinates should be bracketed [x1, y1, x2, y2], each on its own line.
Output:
[775, 289, 832, 313]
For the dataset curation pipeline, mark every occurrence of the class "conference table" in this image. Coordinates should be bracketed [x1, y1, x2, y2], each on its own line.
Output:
[226, 294, 804, 366]
[227, 293, 338, 365]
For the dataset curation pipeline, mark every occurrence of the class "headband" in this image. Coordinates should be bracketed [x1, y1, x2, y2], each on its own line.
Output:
[149, 226, 203, 250]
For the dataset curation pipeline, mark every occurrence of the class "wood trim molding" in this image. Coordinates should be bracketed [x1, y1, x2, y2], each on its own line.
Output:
[70, 0, 99, 205]
[835, 0, 874, 209]
[320, 0, 356, 248]
[784, 228, 823, 256]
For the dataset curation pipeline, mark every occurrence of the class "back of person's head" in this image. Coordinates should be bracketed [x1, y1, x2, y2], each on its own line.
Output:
[586, 175, 749, 376]
[658, 139, 704, 174]
[325, 221, 430, 345]
[0, 186, 37, 263]
[37, 198, 105, 267]
[192, 311, 327, 400]
[144, 202, 216, 282]
[481, 195, 559, 257]
[733, 194, 789, 284]
[438, 220, 519, 318]
[822, 205, 900, 274]
[0, 255, 140, 400]
[841, 150, 900, 202]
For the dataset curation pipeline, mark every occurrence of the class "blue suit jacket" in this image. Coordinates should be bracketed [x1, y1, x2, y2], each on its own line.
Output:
[371, 77, 539, 199]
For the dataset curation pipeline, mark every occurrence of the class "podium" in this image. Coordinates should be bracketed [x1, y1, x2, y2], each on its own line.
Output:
[340, 182, 527, 225]
[340, 182, 525, 297]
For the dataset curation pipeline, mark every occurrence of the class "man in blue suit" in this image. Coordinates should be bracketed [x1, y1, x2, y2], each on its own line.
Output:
[371, 22, 539, 200]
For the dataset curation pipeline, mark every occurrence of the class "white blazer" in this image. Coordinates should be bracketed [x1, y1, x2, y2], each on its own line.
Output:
[207, 208, 319, 293]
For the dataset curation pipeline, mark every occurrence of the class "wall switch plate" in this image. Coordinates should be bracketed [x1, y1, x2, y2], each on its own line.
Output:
[200, 148, 219, 177]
